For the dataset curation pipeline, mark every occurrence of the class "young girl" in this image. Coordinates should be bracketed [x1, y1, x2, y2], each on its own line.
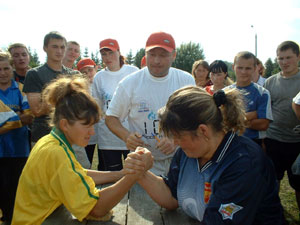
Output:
[12, 75, 152, 224]
[191, 60, 212, 88]
[93, 38, 139, 171]
[205, 60, 233, 95]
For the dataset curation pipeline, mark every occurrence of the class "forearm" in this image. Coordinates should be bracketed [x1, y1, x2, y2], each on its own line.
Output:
[27, 93, 50, 117]
[248, 118, 269, 131]
[138, 171, 178, 209]
[90, 174, 138, 217]
[245, 111, 257, 121]
[87, 170, 124, 185]
[19, 113, 34, 126]
[105, 116, 130, 142]
[31, 102, 50, 117]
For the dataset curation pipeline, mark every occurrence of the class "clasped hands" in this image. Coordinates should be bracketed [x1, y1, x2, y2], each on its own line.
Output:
[123, 147, 154, 177]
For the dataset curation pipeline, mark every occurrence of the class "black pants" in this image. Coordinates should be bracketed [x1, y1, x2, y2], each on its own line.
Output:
[0, 157, 27, 222]
[97, 150, 129, 171]
[84, 144, 96, 165]
[265, 138, 300, 191]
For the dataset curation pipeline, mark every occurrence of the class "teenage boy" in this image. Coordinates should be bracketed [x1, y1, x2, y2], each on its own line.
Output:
[8, 43, 31, 84]
[62, 41, 81, 69]
[0, 51, 32, 223]
[225, 51, 272, 146]
[23, 31, 77, 145]
[264, 41, 300, 211]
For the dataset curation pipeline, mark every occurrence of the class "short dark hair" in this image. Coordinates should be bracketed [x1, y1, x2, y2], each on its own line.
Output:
[209, 60, 228, 74]
[44, 31, 67, 47]
[276, 41, 299, 57]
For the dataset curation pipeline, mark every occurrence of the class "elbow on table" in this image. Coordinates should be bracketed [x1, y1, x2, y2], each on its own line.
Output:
[163, 205, 178, 211]
[89, 206, 111, 218]
[161, 200, 179, 211]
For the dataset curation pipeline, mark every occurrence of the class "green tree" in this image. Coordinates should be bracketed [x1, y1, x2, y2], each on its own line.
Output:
[264, 58, 281, 78]
[173, 42, 205, 73]
[264, 58, 274, 78]
[91, 51, 102, 70]
[224, 61, 235, 81]
[28, 47, 40, 68]
[75, 54, 81, 66]
[83, 47, 89, 58]
[272, 58, 280, 75]
[126, 49, 134, 65]
[133, 48, 145, 68]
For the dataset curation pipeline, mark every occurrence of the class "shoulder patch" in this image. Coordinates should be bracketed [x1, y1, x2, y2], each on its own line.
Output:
[218, 203, 243, 220]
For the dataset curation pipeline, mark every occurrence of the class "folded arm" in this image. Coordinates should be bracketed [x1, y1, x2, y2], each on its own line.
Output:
[26, 92, 50, 117]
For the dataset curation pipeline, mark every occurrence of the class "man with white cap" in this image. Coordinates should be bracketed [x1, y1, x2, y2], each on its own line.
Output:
[105, 31, 195, 176]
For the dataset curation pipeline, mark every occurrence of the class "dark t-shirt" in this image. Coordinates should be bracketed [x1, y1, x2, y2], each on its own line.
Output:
[23, 63, 78, 142]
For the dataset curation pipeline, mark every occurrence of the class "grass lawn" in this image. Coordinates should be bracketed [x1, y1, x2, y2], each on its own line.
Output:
[280, 173, 299, 224]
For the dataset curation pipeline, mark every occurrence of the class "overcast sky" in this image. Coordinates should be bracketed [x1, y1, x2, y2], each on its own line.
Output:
[1, 0, 300, 64]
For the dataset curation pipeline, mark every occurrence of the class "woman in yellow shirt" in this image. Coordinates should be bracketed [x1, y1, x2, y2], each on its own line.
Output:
[12, 75, 153, 225]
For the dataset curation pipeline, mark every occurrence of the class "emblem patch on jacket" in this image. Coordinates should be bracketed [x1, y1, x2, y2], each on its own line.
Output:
[204, 182, 211, 203]
[218, 203, 243, 220]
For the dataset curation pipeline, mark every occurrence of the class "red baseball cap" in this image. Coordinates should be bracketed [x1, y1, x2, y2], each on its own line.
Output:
[99, 38, 120, 51]
[77, 58, 96, 71]
[146, 32, 175, 52]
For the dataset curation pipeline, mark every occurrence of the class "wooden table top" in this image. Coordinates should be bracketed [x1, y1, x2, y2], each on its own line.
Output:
[42, 183, 200, 225]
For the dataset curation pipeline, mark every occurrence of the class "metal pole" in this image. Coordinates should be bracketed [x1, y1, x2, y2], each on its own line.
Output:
[255, 33, 257, 57]
[251, 25, 257, 57]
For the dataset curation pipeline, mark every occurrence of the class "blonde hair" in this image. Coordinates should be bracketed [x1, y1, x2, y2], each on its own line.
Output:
[233, 51, 257, 66]
[42, 74, 101, 128]
[8, 43, 29, 54]
[224, 77, 234, 86]
[159, 86, 246, 136]
[0, 51, 13, 65]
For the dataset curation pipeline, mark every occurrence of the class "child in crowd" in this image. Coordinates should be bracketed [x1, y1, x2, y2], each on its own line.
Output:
[77, 58, 98, 165]
[92, 38, 139, 171]
[192, 59, 212, 87]
[0, 52, 33, 223]
[225, 51, 272, 147]
[205, 60, 233, 95]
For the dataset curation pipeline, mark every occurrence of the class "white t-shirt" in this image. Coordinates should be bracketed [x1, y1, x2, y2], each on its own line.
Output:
[106, 67, 196, 160]
[89, 85, 98, 145]
[92, 64, 139, 150]
[293, 91, 300, 105]
[256, 76, 266, 86]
